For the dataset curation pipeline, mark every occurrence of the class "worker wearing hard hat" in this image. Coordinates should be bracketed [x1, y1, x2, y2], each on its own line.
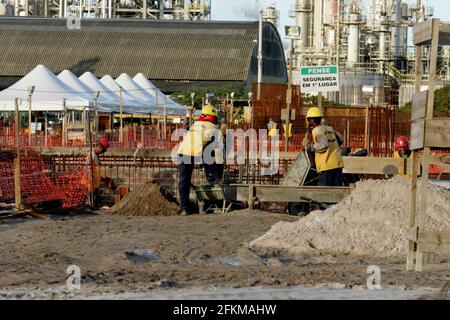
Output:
[177, 105, 223, 216]
[393, 136, 411, 159]
[83, 137, 110, 208]
[305, 107, 344, 186]
[393, 136, 412, 177]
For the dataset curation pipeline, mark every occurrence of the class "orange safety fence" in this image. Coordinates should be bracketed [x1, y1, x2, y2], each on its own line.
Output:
[0, 148, 89, 208]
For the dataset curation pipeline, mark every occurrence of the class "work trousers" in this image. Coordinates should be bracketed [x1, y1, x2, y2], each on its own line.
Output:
[318, 167, 344, 187]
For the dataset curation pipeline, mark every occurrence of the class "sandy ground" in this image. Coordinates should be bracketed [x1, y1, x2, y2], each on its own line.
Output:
[0, 210, 449, 300]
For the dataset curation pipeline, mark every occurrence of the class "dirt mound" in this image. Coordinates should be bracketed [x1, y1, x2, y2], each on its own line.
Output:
[109, 181, 179, 216]
[250, 177, 450, 261]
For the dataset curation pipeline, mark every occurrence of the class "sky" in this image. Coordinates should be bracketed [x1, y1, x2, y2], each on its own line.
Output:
[211, 0, 450, 48]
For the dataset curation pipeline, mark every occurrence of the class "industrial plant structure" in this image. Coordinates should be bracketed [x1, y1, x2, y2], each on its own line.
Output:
[287, 0, 447, 108]
[0, 0, 211, 20]
[0, 0, 448, 107]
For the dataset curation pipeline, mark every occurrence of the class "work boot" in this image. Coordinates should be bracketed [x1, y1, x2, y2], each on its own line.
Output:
[180, 210, 188, 216]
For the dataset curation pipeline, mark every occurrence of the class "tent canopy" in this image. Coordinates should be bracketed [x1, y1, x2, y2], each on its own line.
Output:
[99, 75, 146, 114]
[0, 65, 90, 111]
[132, 73, 186, 115]
[0, 65, 186, 116]
[115, 73, 165, 115]
[57, 70, 114, 113]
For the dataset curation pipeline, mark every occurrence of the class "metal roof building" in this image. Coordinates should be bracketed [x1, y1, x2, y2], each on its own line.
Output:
[0, 18, 287, 92]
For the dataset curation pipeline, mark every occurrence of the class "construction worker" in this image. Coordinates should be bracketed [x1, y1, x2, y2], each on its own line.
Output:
[393, 136, 411, 159]
[393, 136, 412, 178]
[268, 118, 278, 137]
[177, 105, 222, 216]
[84, 137, 110, 208]
[305, 107, 344, 186]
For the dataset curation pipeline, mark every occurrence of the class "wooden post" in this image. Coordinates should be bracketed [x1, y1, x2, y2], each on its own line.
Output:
[346, 120, 350, 147]
[407, 24, 423, 271]
[238, 164, 244, 184]
[28, 94, 32, 146]
[248, 185, 254, 210]
[44, 112, 48, 147]
[318, 92, 323, 115]
[119, 88, 123, 143]
[285, 38, 294, 153]
[407, 151, 420, 271]
[141, 123, 144, 146]
[415, 18, 440, 272]
[14, 98, 21, 210]
[62, 99, 67, 146]
[83, 107, 87, 145]
[364, 102, 369, 151]
[163, 95, 167, 141]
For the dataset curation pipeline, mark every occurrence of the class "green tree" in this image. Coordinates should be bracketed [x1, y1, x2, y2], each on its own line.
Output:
[398, 85, 450, 116]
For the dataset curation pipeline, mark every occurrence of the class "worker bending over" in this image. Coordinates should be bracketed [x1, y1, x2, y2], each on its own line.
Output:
[305, 107, 344, 186]
[393, 136, 412, 177]
[85, 137, 110, 208]
[177, 105, 223, 216]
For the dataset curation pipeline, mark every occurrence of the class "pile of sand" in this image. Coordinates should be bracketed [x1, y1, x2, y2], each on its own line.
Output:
[109, 181, 179, 216]
[250, 177, 450, 260]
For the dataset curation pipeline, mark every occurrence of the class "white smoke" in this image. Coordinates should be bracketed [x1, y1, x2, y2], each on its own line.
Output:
[212, 0, 265, 21]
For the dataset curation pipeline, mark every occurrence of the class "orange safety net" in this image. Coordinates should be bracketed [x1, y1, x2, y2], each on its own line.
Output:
[0, 149, 89, 208]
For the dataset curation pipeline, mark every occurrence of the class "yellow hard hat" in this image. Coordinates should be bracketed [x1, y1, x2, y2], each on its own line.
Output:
[306, 107, 323, 119]
[201, 104, 218, 117]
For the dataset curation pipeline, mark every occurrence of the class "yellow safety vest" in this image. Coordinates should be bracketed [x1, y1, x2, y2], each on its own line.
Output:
[177, 121, 218, 157]
[282, 123, 293, 138]
[312, 125, 344, 172]
[268, 121, 278, 137]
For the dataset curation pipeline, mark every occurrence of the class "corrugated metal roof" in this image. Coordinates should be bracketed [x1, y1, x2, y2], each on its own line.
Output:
[0, 18, 287, 84]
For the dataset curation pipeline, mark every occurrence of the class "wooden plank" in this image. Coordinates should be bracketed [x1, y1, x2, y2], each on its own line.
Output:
[406, 152, 420, 271]
[233, 185, 351, 204]
[429, 155, 450, 166]
[248, 185, 255, 210]
[406, 227, 419, 242]
[438, 22, 450, 45]
[411, 91, 428, 121]
[14, 158, 21, 210]
[424, 119, 450, 148]
[413, 19, 433, 45]
[410, 120, 425, 150]
[417, 231, 450, 253]
[342, 157, 404, 175]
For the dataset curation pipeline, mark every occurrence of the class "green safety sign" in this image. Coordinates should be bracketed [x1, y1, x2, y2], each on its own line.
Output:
[299, 65, 340, 93]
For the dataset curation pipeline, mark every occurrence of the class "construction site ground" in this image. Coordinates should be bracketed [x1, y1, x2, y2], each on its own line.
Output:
[0, 209, 448, 300]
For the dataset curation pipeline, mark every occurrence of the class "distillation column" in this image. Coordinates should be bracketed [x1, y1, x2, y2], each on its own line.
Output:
[347, 1, 361, 66]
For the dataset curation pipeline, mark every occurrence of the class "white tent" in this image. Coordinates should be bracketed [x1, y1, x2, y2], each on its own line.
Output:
[132, 73, 186, 116]
[114, 73, 165, 115]
[0, 65, 90, 111]
[78, 72, 125, 113]
[99, 75, 147, 114]
[57, 70, 115, 113]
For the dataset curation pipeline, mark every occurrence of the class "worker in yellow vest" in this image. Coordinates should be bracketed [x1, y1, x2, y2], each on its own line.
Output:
[267, 118, 278, 137]
[283, 123, 293, 138]
[305, 107, 344, 186]
[177, 105, 222, 216]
